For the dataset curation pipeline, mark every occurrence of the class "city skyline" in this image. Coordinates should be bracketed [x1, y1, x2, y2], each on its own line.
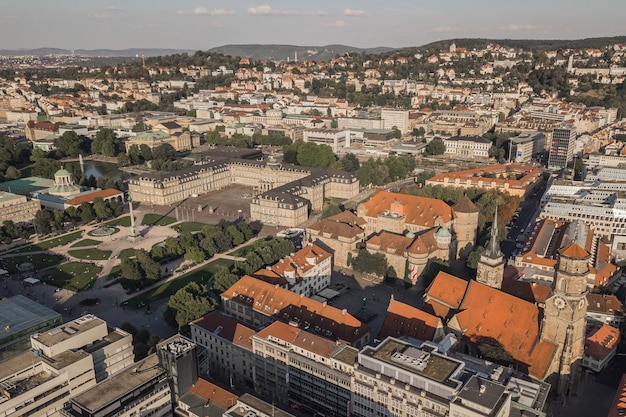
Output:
[1, 0, 625, 51]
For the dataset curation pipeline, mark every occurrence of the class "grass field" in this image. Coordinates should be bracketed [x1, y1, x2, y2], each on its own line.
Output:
[106, 216, 131, 227]
[41, 262, 102, 292]
[173, 222, 207, 234]
[13, 230, 83, 253]
[123, 258, 233, 309]
[227, 242, 257, 257]
[141, 214, 177, 226]
[0, 254, 64, 273]
[68, 248, 112, 261]
[108, 264, 122, 280]
[70, 239, 101, 248]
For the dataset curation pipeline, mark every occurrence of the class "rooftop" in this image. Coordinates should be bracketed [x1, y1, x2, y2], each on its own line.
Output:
[70, 353, 165, 412]
[31, 314, 103, 347]
[455, 375, 507, 411]
[0, 295, 61, 345]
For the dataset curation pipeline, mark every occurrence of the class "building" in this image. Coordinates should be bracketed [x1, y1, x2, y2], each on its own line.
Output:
[62, 353, 172, 417]
[123, 129, 199, 152]
[607, 374, 626, 417]
[510, 131, 546, 163]
[583, 324, 620, 373]
[302, 128, 349, 152]
[476, 208, 506, 290]
[0, 191, 41, 225]
[177, 378, 238, 417]
[305, 211, 367, 268]
[426, 164, 542, 198]
[30, 314, 134, 383]
[586, 293, 625, 327]
[221, 275, 370, 348]
[251, 244, 332, 297]
[223, 393, 296, 417]
[378, 297, 445, 342]
[381, 108, 409, 134]
[0, 295, 62, 360]
[24, 120, 59, 141]
[443, 135, 491, 159]
[548, 124, 577, 170]
[190, 311, 256, 390]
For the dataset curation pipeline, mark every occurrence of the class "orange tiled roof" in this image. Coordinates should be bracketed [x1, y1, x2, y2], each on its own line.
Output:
[424, 271, 468, 309]
[255, 321, 342, 358]
[221, 276, 369, 343]
[453, 196, 479, 213]
[361, 191, 454, 228]
[501, 271, 551, 304]
[189, 378, 238, 409]
[607, 374, 626, 417]
[65, 188, 123, 206]
[585, 323, 620, 360]
[454, 280, 557, 379]
[267, 245, 331, 280]
[191, 310, 256, 351]
[427, 164, 541, 189]
[558, 242, 590, 259]
[378, 299, 442, 341]
[586, 293, 625, 316]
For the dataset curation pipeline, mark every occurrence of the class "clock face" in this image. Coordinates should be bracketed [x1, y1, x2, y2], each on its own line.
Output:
[553, 296, 566, 310]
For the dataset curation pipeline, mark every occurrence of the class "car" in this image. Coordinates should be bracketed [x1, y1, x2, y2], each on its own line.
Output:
[520, 228, 525, 234]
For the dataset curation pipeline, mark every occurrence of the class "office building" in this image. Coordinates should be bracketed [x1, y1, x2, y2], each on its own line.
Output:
[509, 131, 546, 163]
[548, 124, 576, 170]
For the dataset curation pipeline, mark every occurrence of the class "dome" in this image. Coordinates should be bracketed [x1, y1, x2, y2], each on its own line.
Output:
[54, 168, 72, 177]
[435, 227, 451, 238]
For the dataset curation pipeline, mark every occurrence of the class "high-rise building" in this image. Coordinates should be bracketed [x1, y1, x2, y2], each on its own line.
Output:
[548, 124, 576, 170]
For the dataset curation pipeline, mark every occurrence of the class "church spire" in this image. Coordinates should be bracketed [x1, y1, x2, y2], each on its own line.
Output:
[484, 206, 502, 258]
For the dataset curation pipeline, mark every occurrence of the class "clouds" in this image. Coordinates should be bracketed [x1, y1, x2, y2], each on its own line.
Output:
[344, 9, 367, 17]
[498, 23, 547, 32]
[432, 26, 463, 33]
[325, 20, 350, 28]
[176, 7, 235, 16]
[247, 5, 326, 16]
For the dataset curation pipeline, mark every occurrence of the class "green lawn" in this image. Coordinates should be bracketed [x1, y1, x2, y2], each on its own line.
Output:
[106, 216, 131, 227]
[41, 262, 102, 292]
[173, 221, 208, 234]
[13, 230, 83, 253]
[0, 254, 64, 273]
[70, 239, 101, 248]
[119, 248, 136, 259]
[68, 248, 112, 261]
[228, 242, 257, 257]
[108, 264, 122, 280]
[141, 214, 177, 226]
[123, 258, 234, 309]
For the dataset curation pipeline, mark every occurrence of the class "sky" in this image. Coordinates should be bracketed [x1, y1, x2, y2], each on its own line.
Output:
[1, 0, 625, 51]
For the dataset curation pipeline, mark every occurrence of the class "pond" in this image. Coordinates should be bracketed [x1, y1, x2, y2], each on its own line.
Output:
[69, 160, 130, 182]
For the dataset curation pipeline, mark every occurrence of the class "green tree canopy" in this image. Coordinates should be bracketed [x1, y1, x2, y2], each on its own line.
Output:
[165, 282, 217, 333]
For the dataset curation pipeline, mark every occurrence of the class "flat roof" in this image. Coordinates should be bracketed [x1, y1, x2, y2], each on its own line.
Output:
[456, 375, 506, 410]
[0, 191, 24, 204]
[0, 177, 55, 194]
[71, 353, 165, 412]
[0, 295, 61, 344]
[32, 314, 104, 347]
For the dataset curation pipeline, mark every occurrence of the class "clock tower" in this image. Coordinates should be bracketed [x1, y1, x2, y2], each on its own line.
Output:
[476, 206, 505, 289]
[541, 242, 590, 398]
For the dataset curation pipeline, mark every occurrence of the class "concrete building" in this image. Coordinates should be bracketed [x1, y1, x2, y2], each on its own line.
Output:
[62, 354, 172, 417]
[0, 191, 41, 225]
[548, 125, 576, 170]
[302, 128, 349, 152]
[381, 108, 409, 134]
[509, 131, 546, 163]
[443, 135, 491, 159]
[0, 295, 62, 360]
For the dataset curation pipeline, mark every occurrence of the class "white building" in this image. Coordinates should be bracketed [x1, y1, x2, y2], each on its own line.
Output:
[302, 128, 349, 152]
[443, 135, 491, 158]
[509, 131, 546, 163]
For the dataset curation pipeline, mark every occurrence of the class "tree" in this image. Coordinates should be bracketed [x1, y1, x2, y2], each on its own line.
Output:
[5, 166, 20, 180]
[93, 198, 113, 220]
[91, 128, 119, 156]
[339, 153, 360, 173]
[213, 268, 240, 293]
[425, 138, 446, 155]
[321, 203, 342, 219]
[120, 257, 143, 281]
[226, 225, 244, 246]
[296, 142, 336, 168]
[34, 210, 52, 236]
[185, 246, 206, 263]
[54, 131, 88, 157]
[352, 249, 388, 277]
[136, 249, 161, 280]
[466, 246, 485, 270]
[237, 222, 254, 241]
[165, 282, 217, 333]
[152, 143, 177, 160]
[79, 202, 96, 222]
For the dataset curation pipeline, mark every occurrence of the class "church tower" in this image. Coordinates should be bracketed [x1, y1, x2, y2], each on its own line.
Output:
[541, 243, 590, 398]
[476, 207, 505, 289]
[452, 196, 479, 258]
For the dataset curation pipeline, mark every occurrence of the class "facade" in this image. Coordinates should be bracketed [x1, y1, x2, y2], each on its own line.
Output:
[306, 211, 367, 268]
[381, 108, 409, 134]
[426, 164, 542, 198]
[190, 311, 256, 390]
[302, 128, 349, 152]
[62, 354, 172, 417]
[221, 275, 370, 348]
[510, 131, 546, 163]
[251, 244, 332, 296]
[30, 314, 134, 383]
[0, 191, 41, 225]
[548, 125, 576, 170]
[582, 324, 620, 373]
[124, 129, 199, 152]
[128, 157, 359, 228]
[443, 135, 491, 159]
[476, 208, 506, 290]
[0, 295, 62, 360]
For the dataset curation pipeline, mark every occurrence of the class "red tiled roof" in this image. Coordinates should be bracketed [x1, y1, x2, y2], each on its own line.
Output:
[501, 270, 551, 304]
[361, 191, 454, 228]
[191, 310, 256, 351]
[378, 299, 442, 342]
[607, 374, 626, 417]
[454, 280, 557, 379]
[221, 276, 369, 343]
[189, 378, 238, 409]
[424, 271, 468, 309]
[65, 188, 123, 206]
[255, 321, 341, 358]
[558, 242, 590, 259]
[585, 324, 620, 360]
